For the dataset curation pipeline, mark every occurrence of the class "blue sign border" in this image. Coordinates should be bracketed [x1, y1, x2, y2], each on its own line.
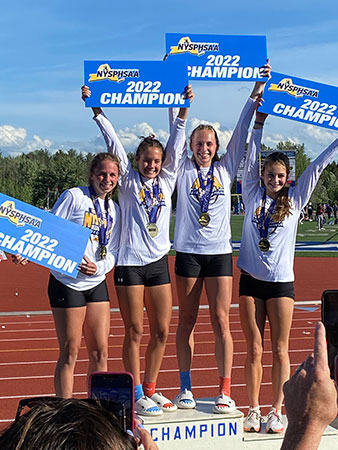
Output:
[165, 33, 267, 81]
[0, 193, 91, 278]
[84, 60, 189, 108]
[260, 71, 338, 130]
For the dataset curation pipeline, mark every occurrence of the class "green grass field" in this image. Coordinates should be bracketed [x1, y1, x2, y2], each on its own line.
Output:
[170, 214, 338, 257]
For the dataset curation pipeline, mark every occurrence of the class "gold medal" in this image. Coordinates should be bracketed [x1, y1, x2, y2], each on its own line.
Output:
[258, 238, 270, 252]
[100, 245, 107, 259]
[198, 212, 210, 227]
[147, 223, 159, 238]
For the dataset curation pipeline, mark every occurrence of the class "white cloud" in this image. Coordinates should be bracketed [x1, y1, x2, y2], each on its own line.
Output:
[0, 125, 52, 155]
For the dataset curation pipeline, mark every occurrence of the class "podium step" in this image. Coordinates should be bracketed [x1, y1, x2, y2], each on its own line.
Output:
[142, 398, 338, 449]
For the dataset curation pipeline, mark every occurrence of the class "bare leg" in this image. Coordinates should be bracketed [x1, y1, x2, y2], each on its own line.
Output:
[83, 301, 111, 390]
[116, 285, 144, 386]
[52, 306, 86, 398]
[205, 276, 233, 378]
[143, 284, 172, 383]
[239, 296, 266, 407]
[266, 297, 294, 409]
[175, 275, 203, 372]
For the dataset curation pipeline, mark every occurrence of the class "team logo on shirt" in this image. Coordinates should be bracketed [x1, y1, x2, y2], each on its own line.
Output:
[190, 175, 225, 204]
[169, 36, 219, 57]
[88, 64, 140, 83]
[138, 186, 166, 218]
[268, 78, 319, 99]
[83, 207, 113, 240]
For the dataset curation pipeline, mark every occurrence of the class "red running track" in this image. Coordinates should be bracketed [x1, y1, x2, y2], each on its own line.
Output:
[0, 256, 336, 426]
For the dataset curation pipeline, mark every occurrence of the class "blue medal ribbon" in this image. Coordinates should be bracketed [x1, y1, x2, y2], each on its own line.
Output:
[194, 162, 214, 214]
[257, 189, 276, 239]
[139, 175, 161, 224]
[89, 185, 113, 259]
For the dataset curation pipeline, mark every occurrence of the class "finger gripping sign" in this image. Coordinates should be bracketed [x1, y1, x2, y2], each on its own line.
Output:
[84, 60, 190, 108]
[260, 71, 338, 130]
[0, 193, 91, 278]
[165, 33, 267, 81]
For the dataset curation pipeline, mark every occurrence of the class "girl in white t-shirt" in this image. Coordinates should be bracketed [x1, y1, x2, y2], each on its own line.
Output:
[13, 153, 121, 398]
[169, 64, 271, 414]
[82, 85, 193, 416]
[238, 110, 338, 433]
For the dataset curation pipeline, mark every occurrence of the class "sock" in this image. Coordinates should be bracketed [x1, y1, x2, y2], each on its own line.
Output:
[179, 371, 192, 391]
[143, 381, 156, 397]
[219, 376, 231, 397]
[135, 384, 144, 402]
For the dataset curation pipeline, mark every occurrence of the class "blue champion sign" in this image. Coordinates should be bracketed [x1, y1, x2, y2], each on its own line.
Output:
[84, 60, 189, 108]
[0, 193, 91, 278]
[165, 33, 267, 81]
[260, 71, 338, 130]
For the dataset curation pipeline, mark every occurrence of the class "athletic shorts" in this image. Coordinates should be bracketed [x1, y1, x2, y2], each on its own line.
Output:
[48, 274, 109, 308]
[114, 255, 170, 287]
[239, 272, 295, 301]
[175, 252, 233, 278]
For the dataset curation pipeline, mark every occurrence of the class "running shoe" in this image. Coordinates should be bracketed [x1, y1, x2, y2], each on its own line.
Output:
[243, 407, 261, 432]
[151, 392, 177, 412]
[265, 407, 284, 433]
[135, 396, 163, 416]
[173, 389, 196, 409]
[213, 393, 236, 414]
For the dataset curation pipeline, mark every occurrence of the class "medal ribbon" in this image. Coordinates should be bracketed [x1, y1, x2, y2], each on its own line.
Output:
[257, 189, 276, 239]
[194, 162, 214, 214]
[139, 175, 161, 224]
[89, 185, 113, 259]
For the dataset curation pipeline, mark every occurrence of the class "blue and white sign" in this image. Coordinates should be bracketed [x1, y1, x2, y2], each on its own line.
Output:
[0, 193, 91, 278]
[84, 60, 189, 108]
[165, 33, 267, 81]
[260, 71, 338, 130]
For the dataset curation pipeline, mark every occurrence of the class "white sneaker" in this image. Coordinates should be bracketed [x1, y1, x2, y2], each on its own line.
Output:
[265, 407, 284, 433]
[173, 389, 196, 409]
[135, 396, 163, 416]
[213, 393, 236, 414]
[243, 407, 261, 432]
[151, 392, 177, 412]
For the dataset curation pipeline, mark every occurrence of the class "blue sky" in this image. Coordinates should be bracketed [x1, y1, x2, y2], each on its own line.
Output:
[1, 0, 338, 159]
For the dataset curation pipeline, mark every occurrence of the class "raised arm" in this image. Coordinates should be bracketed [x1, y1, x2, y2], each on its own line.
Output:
[81, 86, 130, 176]
[162, 85, 193, 177]
[241, 111, 268, 204]
[293, 137, 338, 209]
[221, 61, 271, 178]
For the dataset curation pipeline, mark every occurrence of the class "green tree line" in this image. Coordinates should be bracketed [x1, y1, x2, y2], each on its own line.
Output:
[1, 140, 338, 209]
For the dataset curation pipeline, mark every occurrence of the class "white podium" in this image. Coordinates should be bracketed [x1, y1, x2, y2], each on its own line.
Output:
[143, 398, 338, 450]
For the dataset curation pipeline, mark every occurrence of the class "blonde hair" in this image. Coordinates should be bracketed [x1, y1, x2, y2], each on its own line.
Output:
[190, 124, 220, 163]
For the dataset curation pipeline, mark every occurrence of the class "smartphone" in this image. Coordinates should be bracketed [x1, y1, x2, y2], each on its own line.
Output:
[321, 290, 338, 378]
[89, 371, 134, 432]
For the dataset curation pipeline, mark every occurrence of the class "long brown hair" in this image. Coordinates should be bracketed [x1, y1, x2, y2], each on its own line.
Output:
[262, 152, 292, 222]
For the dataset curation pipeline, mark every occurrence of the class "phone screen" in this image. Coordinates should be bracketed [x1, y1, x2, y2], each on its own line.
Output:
[321, 290, 338, 378]
[89, 372, 134, 431]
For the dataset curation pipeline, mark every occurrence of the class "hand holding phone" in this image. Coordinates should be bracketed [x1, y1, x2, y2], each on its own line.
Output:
[321, 290, 338, 378]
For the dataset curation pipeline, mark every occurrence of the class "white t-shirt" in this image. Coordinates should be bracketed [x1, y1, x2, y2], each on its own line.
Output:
[171, 98, 256, 254]
[50, 186, 120, 290]
[94, 112, 186, 266]
[237, 129, 338, 282]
